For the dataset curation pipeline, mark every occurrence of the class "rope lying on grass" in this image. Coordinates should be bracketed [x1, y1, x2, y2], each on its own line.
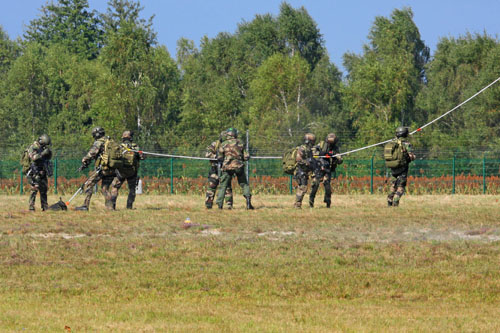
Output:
[132, 76, 500, 160]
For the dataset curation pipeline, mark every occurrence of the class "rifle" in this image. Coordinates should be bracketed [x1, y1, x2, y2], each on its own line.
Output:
[65, 166, 102, 206]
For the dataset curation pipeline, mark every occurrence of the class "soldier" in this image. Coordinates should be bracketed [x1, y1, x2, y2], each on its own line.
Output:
[75, 127, 116, 211]
[215, 128, 253, 210]
[294, 133, 316, 208]
[205, 131, 233, 209]
[110, 130, 145, 209]
[25, 134, 53, 211]
[310, 133, 343, 208]
[386, 126, 416, 207]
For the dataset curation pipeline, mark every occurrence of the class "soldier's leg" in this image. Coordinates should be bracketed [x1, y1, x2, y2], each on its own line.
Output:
[387, 176, 397, 206]
[294, 170, 309, 208]
[28, 176, 38, 211]
[323, 173, 332, 208]
[110, 176, 124, 209]
[39, 176, 49, 211]
[101, 175, 115, 209]
[235, 168, 253, 210]
[225, 180, 233, 209]
[392, 173, 408, 207]
[216, 171, 231, 208]
[126, 175, 137, 209]
[205, 167, 219, 208]
[309, 175, 320, 207]
[81, 171, 102, 209]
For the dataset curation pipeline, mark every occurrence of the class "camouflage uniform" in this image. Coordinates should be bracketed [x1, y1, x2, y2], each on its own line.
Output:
[310, 139, 342, 208]
[215, 130, 252, 209]
[79, 136, 116, 209]
[387, 138, 415, 207]
[294, 144, 314, 208]
[26, 140, 52, 211]
[205, 138, 233, 209]
[110, 138, 145, 209]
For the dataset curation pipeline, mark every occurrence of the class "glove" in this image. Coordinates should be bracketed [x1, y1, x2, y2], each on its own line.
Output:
[77, 164, 87, 172]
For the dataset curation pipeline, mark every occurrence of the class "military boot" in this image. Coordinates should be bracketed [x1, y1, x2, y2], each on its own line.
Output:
[387, 201, 393, 207]
[325, 201, 331, 208]
[126, 201, 133, 209]
[75, 205, 89, 211]
[245, 196, 254, 210]
[29, 205, 35, 211]
[217, 202, 223, 209]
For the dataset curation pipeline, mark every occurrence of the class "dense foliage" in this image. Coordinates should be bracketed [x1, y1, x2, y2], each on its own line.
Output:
[1, 1, 499, 158]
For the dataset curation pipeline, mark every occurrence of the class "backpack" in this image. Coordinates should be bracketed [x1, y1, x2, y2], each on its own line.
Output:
[118, 146, 138, 178]
[100, 138, 124, 169]
[20, 149, 31, 174]
[384, 140, 406, 168]
[282, 147, 299, 175]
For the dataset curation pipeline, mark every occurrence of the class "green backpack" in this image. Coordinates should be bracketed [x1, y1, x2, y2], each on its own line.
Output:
[118, 147, 137, 178]
[282, 147, 299, 175]
[101, 138, 124, 169]
[20, 149, 31, 174]
[384, 140, 406, 168]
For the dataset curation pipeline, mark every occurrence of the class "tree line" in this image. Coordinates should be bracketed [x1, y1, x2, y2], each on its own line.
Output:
[1, 0, 499, 159]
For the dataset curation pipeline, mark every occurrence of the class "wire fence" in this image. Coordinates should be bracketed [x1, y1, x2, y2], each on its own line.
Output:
[2, 152, 500, 195]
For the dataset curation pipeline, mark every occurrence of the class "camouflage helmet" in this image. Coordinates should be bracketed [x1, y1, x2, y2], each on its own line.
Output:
[304, 133, 316, 145]
[91, 126, 105, 139]
[395, 126, 409, 138]
[226, 127, 238, 139]
[326, 133, 338, 145]
[38, 134, 51, 146]
[122, 130, 133, 141]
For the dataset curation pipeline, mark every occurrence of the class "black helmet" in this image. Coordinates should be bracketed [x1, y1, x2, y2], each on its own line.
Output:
[304, 133, 316, 146]
[226, 127, 238, 139]
[326, 133, 338, 145]
[395, 126, 409, 138]
[38, 134, 51, 146]
[91, 126, 105, 139]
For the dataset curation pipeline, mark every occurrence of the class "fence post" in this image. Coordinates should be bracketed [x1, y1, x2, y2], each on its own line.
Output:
[20, 168, 23, 195]
[54, 158, 58, 194]
[452, 154, 455, 195]
[246, 129, 250, 183]
[170, 157, 174, 194]
[370, 154, 374, 194]
[483, 154, 486, 194]
[289, 175, 293, 195]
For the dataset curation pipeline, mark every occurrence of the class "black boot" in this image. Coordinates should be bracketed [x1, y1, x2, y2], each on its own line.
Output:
[245, 196, 254, 210]
[217, 202, 223, 209]
[387, 201, 393, 207]
[325, 202, 331, 208]
[75, 205, 89, 211]
[309, 200, 314, 208]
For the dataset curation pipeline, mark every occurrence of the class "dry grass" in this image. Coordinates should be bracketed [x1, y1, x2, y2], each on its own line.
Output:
[1, 193, 500, 331]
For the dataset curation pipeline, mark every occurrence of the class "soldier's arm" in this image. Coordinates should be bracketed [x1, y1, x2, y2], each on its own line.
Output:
[81, 142, 102, 166]
[132, 143, 145, 160]
[28, 144, 43, 162]
[241, 142, 250, 161]
[205, 142, 216, 159]
[296, 147, 308, 167]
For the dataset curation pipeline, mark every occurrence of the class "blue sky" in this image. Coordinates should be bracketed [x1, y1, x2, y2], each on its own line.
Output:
[2, 0, 499, 71]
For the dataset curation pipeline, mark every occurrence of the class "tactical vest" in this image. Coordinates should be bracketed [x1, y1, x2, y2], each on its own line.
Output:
[384, 139, 408, 169]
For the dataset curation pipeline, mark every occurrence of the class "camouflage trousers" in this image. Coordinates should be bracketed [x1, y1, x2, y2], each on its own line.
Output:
[205, 166, 233, 208]
[28, 174, 48, 211]
[387, 171, 408, 206]
[294, 168, 310, 208]
[82, 171, 115, 209]
[309, 171, 332, 207]
[110, 173, 138, 209]
[216, 167, 250, 207]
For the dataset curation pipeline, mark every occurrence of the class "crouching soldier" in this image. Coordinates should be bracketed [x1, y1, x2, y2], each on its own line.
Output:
[385, 126, 416, 207]
[23, 134, 53, 211]
[110, 130, 145, 209]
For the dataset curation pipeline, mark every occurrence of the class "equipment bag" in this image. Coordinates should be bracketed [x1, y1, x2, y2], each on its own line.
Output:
[282, 147, 299, 175]
[101, 138, 124, 169]
[118, 148, 137, 178]
[20, 149, 31, 174]
[384, 141, 406, 168]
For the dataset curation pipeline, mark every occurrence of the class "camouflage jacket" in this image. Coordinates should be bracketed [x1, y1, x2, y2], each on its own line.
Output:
[205, 140, 221, 166]
[82, 137, 107, 168]
[28, 141, 52, 168]
[312, 141, 343, 170]
[397, 138, 414, 162]
[296, 144, 313, 170]
[121, 140, 145, 169]
[218, 138, 249, 171]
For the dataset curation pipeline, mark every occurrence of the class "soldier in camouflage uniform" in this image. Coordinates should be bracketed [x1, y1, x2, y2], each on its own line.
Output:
[75, 127, 116, 211]
[110, 131, 145, 209]
[387, 127, 416, 207]
[310, 133, 343, 208]
[205, 131, 233, 209]
[215, 128, 254, 210]
[294, 133, 316, 208]
[26, 134, 53, 211]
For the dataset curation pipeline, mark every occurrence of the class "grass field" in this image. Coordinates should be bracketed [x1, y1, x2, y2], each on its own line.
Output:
[1, 193, 500, 332]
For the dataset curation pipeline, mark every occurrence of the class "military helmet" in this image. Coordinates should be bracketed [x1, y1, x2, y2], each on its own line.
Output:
[226, 127, 238, 139]
[395, 126, 409, 138]
[219, 130, 227, 142]
[38, 134, 51, 146]
[91, 126, 105, 139]
[122, 130, 133, 140]
[326, 133, 338, 145]
[304, 133, 316, 145]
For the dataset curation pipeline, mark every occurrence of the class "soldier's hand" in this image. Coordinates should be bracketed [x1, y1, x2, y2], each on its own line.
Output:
[41, 147, 51, 158]
[77, 164, 86, 172]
